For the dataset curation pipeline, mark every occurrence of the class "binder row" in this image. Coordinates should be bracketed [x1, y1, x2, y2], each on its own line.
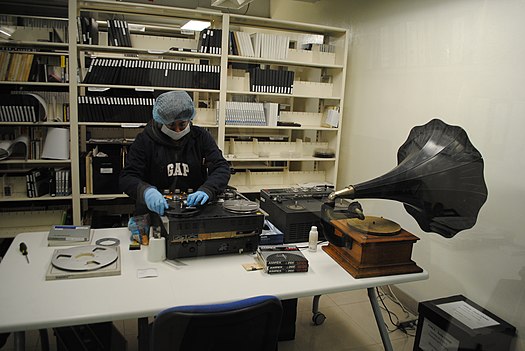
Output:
[0, 94, 45, 122]
[229, 32, 289, 60]
[12, 91, 70, 122]
[77, 16, 99, 45]
[26, 167, 71, 198]
[249, 68, 294, 94]
[198, 28, 222, 54]
[83, 58, 220, 89]
[78, 96, 154, 122]
[222, 101, 266, 126]
[107, 19, 132, 47]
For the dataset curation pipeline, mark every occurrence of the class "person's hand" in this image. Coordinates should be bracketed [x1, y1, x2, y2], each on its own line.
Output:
[144, 188, 168, 215]
[186, 191, 209, 207]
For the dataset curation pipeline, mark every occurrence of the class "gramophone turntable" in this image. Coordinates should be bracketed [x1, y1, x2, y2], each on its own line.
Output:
[321, 119, 488, 278]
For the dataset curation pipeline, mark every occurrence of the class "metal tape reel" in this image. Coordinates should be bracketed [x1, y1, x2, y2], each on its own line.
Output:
[51, 245, 118, 271]
[222, 199, 259, 213]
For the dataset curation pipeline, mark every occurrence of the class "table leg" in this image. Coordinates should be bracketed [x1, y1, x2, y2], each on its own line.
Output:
[367, 287, 393, 351]
[14, 331, 25, 351]
[138, 317, 149, 351]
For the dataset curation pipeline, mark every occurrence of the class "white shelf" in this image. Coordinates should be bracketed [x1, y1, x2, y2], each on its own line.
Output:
[80, 193, 129, 199]
[0, 195, 72, 202]
[0, 81, 68, 87]
[0, 159, 71, 164]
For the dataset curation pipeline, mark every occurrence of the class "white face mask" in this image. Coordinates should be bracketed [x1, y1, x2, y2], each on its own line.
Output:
[161, 123, 191, 141]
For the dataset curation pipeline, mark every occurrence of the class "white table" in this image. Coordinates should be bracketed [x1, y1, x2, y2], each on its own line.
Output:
[0, 228, 428, 350]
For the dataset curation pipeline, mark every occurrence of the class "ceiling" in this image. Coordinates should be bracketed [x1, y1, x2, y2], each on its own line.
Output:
[1, 0, 270, 19]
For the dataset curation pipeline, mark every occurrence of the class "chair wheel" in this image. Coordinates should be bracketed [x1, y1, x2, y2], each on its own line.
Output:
[312, 312, 326, 325]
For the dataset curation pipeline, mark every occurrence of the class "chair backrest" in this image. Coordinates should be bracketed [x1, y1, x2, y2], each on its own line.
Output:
[150, 295, 283, 351]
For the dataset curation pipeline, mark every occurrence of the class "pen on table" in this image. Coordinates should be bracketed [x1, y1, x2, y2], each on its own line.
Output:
[19, 242, 30, 264]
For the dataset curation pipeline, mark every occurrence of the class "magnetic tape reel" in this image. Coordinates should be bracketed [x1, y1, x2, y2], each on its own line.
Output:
[222, 199, 260, 214]
[51, 245, 118, 271]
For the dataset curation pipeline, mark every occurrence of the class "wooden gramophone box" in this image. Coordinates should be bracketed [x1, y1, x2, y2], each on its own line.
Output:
[322, 216, 423, 278]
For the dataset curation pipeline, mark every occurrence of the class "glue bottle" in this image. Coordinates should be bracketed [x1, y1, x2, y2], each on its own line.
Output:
[308, 226, 318, 252]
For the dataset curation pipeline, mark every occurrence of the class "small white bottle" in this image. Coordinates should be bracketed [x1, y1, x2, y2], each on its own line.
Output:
[308, 226, 318, 252]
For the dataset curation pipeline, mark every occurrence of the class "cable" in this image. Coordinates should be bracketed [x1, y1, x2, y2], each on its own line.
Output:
[384, 285, 411, 315]
[377, 286, 419, 336]
[376, 287, 399, 333]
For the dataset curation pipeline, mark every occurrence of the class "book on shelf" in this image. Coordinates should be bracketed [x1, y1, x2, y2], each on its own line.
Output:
[78, 96, 154, 122]
[198, 29, 222, 54]
[323, 106, 340, 128]
[23, 167, 70, 198]
[47, 224, 93, 246]
[28, 167, 53, 198]
[221, 101, 266, 126]
[0, 52, 68, 83]
[107, 19, 132, 47]
[256, 245, 309, 274]
[249, 67, 294, 94]
[263, 102, 279, 127]
[77, 16, 99, 45]
[0, 92, 51, 122]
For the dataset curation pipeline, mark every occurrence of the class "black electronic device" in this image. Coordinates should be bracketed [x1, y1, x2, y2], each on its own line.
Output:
[164, 189, 264, 259]
[259, 186, 333, 243]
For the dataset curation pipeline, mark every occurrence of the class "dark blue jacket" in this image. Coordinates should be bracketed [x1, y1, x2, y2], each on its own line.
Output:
[119, 120, 230, 215]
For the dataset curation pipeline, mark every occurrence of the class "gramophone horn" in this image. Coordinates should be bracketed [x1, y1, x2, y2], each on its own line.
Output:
[327, 119, 488, 238]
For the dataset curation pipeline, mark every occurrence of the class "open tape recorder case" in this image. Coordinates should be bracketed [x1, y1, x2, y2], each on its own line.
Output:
[162, 188, 264, 259]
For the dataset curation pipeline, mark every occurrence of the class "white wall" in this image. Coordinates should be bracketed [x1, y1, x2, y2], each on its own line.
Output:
[272, 0, 525, 349]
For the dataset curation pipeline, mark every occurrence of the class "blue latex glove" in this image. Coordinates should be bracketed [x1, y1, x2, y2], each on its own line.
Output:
[144, 187, 168, 215]
[186, 191, 209, 207]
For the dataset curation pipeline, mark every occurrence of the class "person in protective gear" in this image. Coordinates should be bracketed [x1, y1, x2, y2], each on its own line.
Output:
[119, 91, 231, 216]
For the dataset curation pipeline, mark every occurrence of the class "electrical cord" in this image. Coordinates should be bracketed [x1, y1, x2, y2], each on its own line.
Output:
[376, 287, 418, 336]
[376, 287, 400, 333]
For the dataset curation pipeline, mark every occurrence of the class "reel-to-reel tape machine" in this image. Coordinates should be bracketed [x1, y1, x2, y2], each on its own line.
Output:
[163, 188, 264, 259]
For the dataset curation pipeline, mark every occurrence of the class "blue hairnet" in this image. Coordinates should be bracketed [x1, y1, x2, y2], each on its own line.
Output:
[152, 91, 196, 125]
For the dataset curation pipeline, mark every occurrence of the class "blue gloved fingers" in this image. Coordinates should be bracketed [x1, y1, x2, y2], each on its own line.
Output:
[145, 188, 168, 215]
[187, 191, 209, 206]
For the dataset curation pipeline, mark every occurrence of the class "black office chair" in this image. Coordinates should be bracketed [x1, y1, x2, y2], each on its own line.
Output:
[149, 295, 283, 351]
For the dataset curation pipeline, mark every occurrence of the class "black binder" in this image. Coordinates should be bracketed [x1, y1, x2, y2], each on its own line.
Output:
[92, 152, 121, 194]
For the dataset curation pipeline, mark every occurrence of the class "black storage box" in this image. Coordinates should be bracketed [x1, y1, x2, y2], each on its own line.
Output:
[92, 154, 121, 194]
[413, 295, 516, 351]
[54, 322, 127, 351]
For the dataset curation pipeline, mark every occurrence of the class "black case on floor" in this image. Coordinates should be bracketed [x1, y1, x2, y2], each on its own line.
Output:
[54, 322, 126, 351]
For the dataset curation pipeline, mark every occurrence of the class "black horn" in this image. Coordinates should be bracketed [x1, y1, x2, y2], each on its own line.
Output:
[326, 119, 488, 238]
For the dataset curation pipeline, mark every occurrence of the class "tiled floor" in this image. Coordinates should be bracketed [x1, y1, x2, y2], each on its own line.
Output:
[1, 288, 417, 351]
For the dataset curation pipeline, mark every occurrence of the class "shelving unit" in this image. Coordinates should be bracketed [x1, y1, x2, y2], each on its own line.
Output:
[1, 0, 348, 231]
[0, 13, 73, 237]
[223, 13, 347, 192]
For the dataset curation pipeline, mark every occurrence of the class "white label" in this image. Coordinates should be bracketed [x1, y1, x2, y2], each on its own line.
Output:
[437, 301, 499, 329]
[419, 319, 460, 351]
[100, 168, 113, 174]
[137, 268, 158, 279]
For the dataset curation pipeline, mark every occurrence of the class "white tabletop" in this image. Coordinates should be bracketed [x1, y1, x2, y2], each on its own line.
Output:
[0, 228, 428, 333]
